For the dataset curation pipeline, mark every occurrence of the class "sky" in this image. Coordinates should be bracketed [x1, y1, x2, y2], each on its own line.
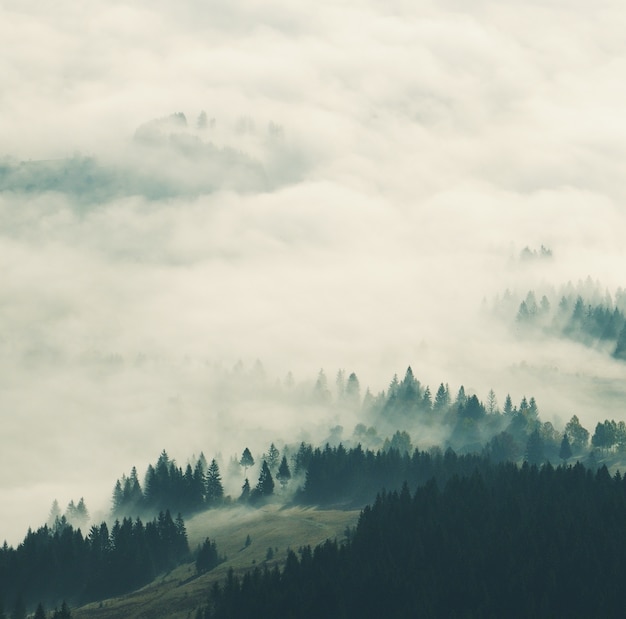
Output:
[1, 0, 626, 544]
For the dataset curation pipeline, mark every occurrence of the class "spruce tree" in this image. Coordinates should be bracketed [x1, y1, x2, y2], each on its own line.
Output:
[240, 478, 250, 502]
[276, 456, 292, 489]
[239, 448, 255, 475]
[206, 459, 224, 505]
[255, 461, 274, 498]
[559, 434, 572, 462]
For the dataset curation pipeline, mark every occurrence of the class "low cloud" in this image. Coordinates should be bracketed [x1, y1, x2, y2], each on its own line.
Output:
[1, 0, 626, 544]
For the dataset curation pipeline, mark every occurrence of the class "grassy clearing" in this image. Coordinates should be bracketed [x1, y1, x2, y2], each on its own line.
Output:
[72, 505, 360, 619]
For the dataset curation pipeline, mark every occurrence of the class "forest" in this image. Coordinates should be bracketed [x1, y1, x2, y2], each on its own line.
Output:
[494, 278, 626, 360]
[196, 461, 626, 618]
[0, 510, 189, 614]
[4, 362, 626, 617]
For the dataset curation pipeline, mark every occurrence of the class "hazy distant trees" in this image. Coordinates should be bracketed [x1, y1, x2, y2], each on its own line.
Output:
[506, 285, 626, 358]
[263, 443, 280, 473]
[313, 369, 331, 403]
[240, 448, 255, 475]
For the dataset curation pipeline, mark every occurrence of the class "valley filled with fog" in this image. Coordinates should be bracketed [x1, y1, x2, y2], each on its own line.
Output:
[2, 0, 626, 548]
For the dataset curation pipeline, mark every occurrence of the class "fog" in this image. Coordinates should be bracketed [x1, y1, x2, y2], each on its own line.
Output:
[2, 0, 626, 544]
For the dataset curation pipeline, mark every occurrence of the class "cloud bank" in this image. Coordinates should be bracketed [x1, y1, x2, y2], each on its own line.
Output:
[1, 0, 626, 543]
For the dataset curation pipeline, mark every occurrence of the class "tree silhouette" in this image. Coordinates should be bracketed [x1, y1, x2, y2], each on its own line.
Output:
[239, 448, 255, 475]
[276, 456, 291, 489]
[206, 459, 224, 506]
[559, 434, 572, 462]
[254, 461, 274, 499]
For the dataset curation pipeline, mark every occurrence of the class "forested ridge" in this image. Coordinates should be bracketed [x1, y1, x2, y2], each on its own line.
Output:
[5, 362, 626, 617]
[0, 510, 189, 613]
[197, 460, 626, 619]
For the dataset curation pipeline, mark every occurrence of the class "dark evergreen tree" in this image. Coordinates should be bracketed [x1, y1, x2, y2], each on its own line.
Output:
[525, 429, 545, 465]
[11, 596, 25, 619]
[276, 456, 291, 489]
[293, 442, 313, 475]
[433, 383, 449, 411]
[503, 393, 513, 416]
[205, 459, 224, 506]
[51, 602, 71, 619]
[240, 478, 250, 503]
[254, 461, 275, 499]
[196, 538, 220, 574]
[559, 434, 572, 462]
[33, 604, 46, 619]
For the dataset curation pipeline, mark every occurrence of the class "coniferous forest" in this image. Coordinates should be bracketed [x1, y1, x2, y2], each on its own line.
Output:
[5, 359, 626, 617]
[4, 1, 626, 616]
[197, 461, 626, 619]
[0, 510, 189, 612]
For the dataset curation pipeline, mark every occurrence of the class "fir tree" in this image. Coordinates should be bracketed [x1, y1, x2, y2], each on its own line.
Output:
[239, 448, 255, 475]
[254, 461, 274, 498]
[206, 459, 224, 506]
[276, 456, 291, 489]
[559, 434, 572, 462]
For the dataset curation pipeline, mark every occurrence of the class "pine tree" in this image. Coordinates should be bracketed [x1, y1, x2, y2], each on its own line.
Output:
[75, 498, 89, 530]
[239, 448, 255, 475]
[52, 601, 71, 619]
[345, 372, 361, 407]
[422, 386, 432, 410]
[313, 369, 331, 403]
[614, 323, 626, 359]
[33, 604, 46, 619]
[486, 389, 498, 415]
[48, 500, 62, 527]
[196, 538, 219, 574]
[434, 383, 449, 411]
[276, 456, 292, 489]
[255, 461, 274, 498]
[240, 478, 250, 503]
[525, 429, 545, 465]
[206, 459, 224, 506]
[559, 434, 572, 462]
[265, 444, 280, 473]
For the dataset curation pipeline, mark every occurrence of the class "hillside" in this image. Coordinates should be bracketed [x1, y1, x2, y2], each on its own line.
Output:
[71, 505, 359, 619]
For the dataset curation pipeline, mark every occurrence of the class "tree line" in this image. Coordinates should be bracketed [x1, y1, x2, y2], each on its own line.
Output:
[0, 510, 189, 613]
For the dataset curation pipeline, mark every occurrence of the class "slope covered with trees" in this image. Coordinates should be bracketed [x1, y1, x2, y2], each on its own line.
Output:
[0, 510, 190, 613]
[198, 461, 626, 618]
